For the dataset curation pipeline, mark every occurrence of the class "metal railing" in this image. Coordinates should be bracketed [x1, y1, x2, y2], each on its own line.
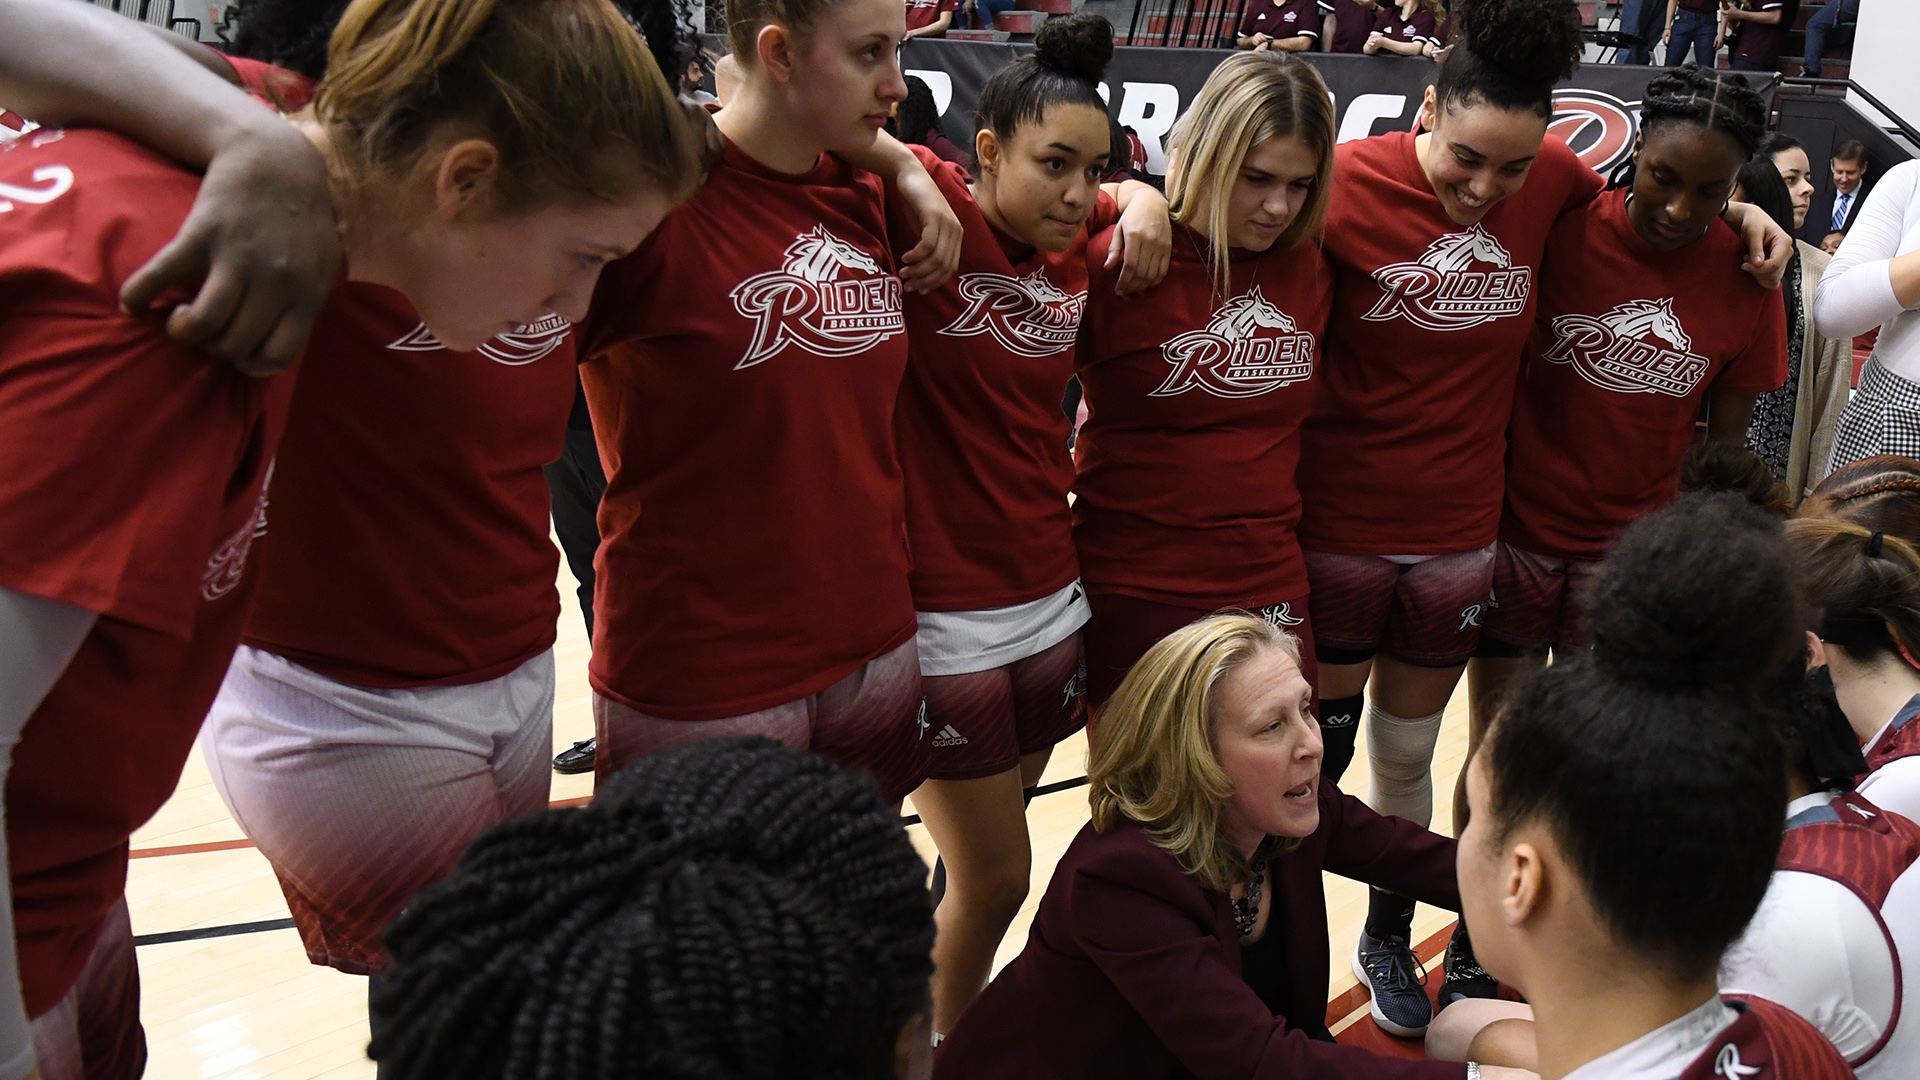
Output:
[1126, 0, 1239, 49]
[1777, 74, 1920, 149]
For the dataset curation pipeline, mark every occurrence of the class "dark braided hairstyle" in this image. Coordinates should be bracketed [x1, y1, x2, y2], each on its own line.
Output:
[368, 737, 935, 1080]
[1803, 456, 1920, 545]
[228, 0, 693, 82]
[1640, 68, 1768, 159]
[1609, 68, 1768, 190]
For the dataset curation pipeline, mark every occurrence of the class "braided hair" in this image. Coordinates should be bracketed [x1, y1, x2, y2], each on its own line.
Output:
[1803, 456, 1920, 544]
[1640, 68, 1768, 160]
[368, 737, 935, 1080]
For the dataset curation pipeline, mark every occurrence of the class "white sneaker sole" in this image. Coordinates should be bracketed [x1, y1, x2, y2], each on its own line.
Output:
[1350, 944, 1432, 1038]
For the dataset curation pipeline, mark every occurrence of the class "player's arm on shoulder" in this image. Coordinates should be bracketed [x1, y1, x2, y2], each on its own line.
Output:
[1102, 180, 1171, 295]
[840, 130, 962, 293]
[0, 0, 336, 376]
[1722, 200, 1791, 288]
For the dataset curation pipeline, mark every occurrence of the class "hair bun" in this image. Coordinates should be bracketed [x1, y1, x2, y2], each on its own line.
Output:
[1584, 494, 1805, 692]
[1458, 0, 1582, 91]
[1032, 11, 1114, 86]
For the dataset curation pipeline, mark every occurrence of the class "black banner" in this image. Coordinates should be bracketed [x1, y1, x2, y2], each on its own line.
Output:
[901, 42, 1776, 179]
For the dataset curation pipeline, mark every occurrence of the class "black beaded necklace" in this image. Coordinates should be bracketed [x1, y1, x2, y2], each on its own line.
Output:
[1232, 858, 1267, 938]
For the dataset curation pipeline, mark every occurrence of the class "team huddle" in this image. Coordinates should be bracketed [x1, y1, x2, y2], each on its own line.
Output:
[0, 0, 1911, 1074]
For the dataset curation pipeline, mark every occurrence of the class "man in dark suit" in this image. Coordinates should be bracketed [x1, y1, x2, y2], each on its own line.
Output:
[1801, 140, 1872, 251]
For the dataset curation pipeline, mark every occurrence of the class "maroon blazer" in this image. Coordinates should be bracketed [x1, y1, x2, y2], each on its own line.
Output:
[933, 783, 1467, 1080]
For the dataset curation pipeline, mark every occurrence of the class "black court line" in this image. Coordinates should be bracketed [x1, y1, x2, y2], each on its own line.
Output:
[133, 774, 1095, 946]
[135, 918, 297, 947]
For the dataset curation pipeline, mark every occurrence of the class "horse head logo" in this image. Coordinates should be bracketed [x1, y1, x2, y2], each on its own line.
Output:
[782, 224, 882, 282]
[1600, 297, 1692, 354]
[1420, 225, 1513, 274]
[1018, 269, 1072, 305]
[1209, 287, 1298, 340]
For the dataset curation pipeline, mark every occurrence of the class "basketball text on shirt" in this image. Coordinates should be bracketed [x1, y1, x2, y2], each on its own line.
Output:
[1544, 298, 1711, 397]
[939, 270, 1088, 358]
[731, 225, 905, 369]
[1152, 287, 1315, 398]
[1363, 225, 1533, 331]
[387, 313, 573, 365]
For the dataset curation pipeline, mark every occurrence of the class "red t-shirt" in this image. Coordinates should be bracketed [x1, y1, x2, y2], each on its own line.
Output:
[905, 0, 958, 30]
[1296, 130, 1604, 554]
[1074, 224, 1333, 608]
[220, 53, 319, 112]
[0, 128, 296, 1014]
[1501, 190, 1786, 561]
[894, 147, 1115, 612]
[1371, 3, 1438, 44]
[242, 285, 576, 687]
[578, 141, 915, 719]
[1678, 998, 1857, 1080]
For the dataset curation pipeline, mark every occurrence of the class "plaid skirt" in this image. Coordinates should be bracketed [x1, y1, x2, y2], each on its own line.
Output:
[1829, 356, 1920, 472]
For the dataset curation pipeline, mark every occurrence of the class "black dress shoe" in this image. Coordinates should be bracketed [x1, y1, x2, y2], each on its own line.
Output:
[553, 738, 596, 774]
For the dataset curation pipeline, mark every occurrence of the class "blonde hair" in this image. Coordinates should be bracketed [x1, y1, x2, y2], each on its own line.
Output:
[1088, 613, 1305, 893]
[316, 0, 704, 208]
[1163, 51, 1335, 298]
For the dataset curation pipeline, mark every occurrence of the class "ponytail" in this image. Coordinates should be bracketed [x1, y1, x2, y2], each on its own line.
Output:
[1786, 517, 1920, 671]
[316, 0, 703, 208]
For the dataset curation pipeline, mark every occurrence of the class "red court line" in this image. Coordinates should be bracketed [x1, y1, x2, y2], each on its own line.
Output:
[1323, 919, 1455, 1030]
[129, 794, 600, 859]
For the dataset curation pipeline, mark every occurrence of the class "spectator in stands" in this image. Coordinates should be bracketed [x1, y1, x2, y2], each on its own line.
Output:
[1663, 0, 1720, 68]
[681, 50, 718, 106]
[1804, 140, 1871, 251]
[1239, 0, 1321, 51]
[958, 0, 1014, 31]
[1818, 157, 1920, 471]
[1319, 0, 1379, 52]
[1364, 0, 1440, 54]
[1723, 0, 1799, 72]
[1741, 133, 1853, 501]
[1802, 0, 1858, 77]
[897, 76, 970, 172]
[1613, 0, 1666, 63]
[906, 0, 957, 38]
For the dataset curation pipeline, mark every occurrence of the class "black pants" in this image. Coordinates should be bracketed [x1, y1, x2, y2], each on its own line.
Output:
[544, 425, 607, 637]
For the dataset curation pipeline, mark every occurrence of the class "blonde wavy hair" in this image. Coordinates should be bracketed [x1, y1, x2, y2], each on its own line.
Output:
[1163, 51, 1335, 298]
[1088, 612, 1305, 893]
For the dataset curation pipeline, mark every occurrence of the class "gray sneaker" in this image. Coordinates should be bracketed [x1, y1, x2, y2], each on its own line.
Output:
[1351, 930, 1433, 1037]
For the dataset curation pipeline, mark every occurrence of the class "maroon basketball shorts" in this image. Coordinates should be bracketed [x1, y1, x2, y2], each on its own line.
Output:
[594, 637, 930, 804]
[30, 900, 142, 1080]
[1082, 593, 1316, 709]
[1480, 541, 1598, 652]
[922, 633, 1087, 781]
[1303, 547, 1496, 668]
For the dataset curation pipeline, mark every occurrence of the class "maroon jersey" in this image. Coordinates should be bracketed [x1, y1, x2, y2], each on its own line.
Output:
[578, 140, 915, 720]
[1371, 2, 1438, 44]
[1501, 189, 1787, 561]
[1866, 697, 1920, 775]
[1772, 790, 1920, 1067]
[0, 128, 296, 1013]
[1297, 131, 1603, 555]
[893, 146, 1115, 612]
[1074, 224, 1332, 608]
[1680, 997, 1859, 1080]
[241, 284, 576, 687]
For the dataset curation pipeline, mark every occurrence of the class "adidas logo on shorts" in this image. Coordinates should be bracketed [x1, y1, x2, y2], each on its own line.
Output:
[932, 724, 970, 748]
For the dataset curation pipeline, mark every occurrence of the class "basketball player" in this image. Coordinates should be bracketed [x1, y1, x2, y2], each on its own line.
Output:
[573, 0, 968, 804]
[1075, 52, 1336, 759]
[1295, 0, 1790, 1028]
[1472, 67, 1788, 768]
[1449, 497, 1853, 1080]
[0, 0, 697, 1071]
[893, 11, 1174, 1036]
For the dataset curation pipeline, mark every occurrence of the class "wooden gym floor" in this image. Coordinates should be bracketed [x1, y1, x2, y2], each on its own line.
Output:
[128, 554, 1471, 1078]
